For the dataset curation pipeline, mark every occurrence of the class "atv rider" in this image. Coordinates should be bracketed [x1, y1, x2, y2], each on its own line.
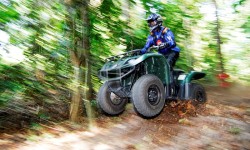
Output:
[141, 13, 180, 70]
[140, 13, 180, 92]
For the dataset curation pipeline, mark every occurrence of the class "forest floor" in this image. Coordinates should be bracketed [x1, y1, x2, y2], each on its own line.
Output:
[0, 84, 250, 150]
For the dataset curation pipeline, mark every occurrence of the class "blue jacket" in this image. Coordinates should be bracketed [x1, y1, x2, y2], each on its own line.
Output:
[141, 26, 180, 55]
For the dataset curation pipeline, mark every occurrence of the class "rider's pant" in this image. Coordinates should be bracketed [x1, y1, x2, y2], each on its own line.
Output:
[165, 50, 179, 93]
[164, 50, 179, 71]
[164, 51, 179, 94]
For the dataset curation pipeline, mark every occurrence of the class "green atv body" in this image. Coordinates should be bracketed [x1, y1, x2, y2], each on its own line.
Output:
[98, 48, 206, 118]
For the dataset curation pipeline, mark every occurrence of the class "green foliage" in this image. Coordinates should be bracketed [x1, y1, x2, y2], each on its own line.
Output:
[0, 0, 71, 107]
[0, 64, 25, 105]
[0, 2, 19, 24]
[233, 0, 247, 11]
[242, 16, 250, 33]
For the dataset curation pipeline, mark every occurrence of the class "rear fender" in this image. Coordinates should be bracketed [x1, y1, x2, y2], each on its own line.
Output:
[182, 71, 206, 84]
[178, 71, 206, 100]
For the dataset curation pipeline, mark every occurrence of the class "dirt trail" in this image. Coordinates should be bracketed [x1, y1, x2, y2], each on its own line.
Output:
[1, 85, 250, 150]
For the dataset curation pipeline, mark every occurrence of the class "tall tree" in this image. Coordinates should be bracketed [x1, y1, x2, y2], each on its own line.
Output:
[80, 0, 94, 127]
[65, 0, 91, 122]
[212, 0, 224, 73]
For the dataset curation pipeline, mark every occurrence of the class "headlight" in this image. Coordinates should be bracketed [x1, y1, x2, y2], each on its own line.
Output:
[128, 59, 137, 65]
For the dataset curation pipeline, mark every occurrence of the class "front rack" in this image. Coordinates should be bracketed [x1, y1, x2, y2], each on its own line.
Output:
[106, 49, 141, 61]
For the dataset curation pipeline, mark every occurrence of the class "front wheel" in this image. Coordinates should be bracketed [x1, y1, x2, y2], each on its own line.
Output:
[97, 81, 128, 115]
[132, 74, 166, 118]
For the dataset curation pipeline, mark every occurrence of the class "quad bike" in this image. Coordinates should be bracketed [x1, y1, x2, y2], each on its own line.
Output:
[97, 46, 207, 118]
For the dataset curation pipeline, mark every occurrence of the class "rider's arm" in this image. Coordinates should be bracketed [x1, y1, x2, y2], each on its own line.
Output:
[140, 35, 154, 54]
[163, 30, 176, 48]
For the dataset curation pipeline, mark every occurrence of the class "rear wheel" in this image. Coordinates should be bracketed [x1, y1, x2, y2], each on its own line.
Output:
[190, 83, 207, 103]
[97, 81, 128, 115]
[132, 74, 166, 118]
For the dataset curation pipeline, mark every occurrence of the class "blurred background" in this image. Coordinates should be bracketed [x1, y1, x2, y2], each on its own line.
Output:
[0, 0, 250, 129]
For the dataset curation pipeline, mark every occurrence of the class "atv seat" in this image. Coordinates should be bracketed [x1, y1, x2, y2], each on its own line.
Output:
[173, 69, 185, 75]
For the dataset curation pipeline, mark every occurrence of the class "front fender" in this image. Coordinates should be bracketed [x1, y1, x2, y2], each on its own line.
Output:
[127, 53, 163, 66]
[129, 53, 170, 85]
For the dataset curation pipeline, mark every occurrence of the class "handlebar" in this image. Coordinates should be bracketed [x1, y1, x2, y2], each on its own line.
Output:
[105, 46, 160, 61]
[148, 45, 159, 51]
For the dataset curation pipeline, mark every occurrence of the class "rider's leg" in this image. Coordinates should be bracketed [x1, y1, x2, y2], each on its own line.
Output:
[167, 51, 179, 70]
[166, 51, 179, 95]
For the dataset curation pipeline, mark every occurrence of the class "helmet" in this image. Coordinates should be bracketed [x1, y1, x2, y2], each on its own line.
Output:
[146, 13, 163, 32]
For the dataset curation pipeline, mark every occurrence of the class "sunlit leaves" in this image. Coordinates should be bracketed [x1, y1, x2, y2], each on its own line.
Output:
[0, 2, 19, 24]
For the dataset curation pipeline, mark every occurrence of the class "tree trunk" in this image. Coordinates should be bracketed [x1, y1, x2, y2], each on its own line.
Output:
[121, 0, 133, 50]
[65, 0, 85, 122]
[80, 0, 92, 102]
[69, 62, 83, 122]
[68, 19, 83, 122]
[67, 0, 93, 123]
[212, 0, 224, 73]
[80, 0, 95, 128]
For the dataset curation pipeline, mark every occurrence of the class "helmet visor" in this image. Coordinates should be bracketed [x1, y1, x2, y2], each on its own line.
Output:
[148, 20, 157, 27]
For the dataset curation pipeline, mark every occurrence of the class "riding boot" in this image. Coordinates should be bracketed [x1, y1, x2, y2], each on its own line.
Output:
[170, 71, 175, 95]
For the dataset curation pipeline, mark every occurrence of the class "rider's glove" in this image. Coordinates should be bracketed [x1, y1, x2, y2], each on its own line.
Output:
[140, 48, 147, 55]
[159, 43, 168, 49]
